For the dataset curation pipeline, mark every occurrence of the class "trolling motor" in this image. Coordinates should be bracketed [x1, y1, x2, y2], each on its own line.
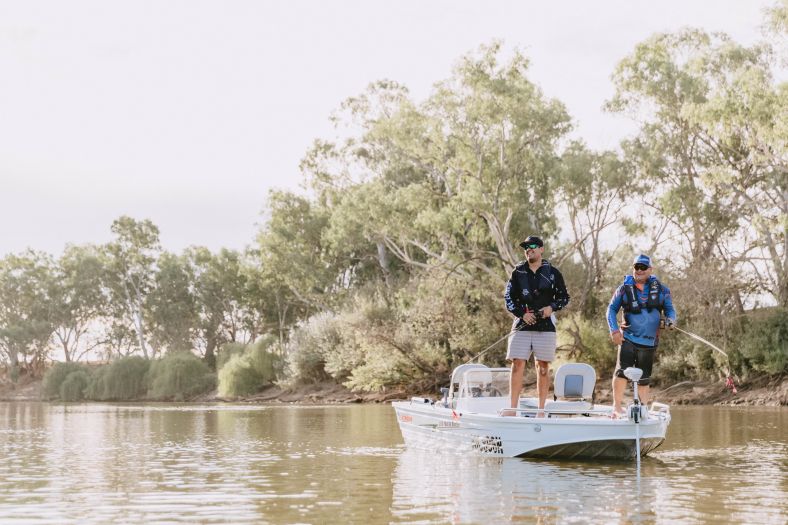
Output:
[623, 367, 645, 423]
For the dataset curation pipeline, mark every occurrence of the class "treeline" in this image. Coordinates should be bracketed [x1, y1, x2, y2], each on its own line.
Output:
[3, 7, 787, 398]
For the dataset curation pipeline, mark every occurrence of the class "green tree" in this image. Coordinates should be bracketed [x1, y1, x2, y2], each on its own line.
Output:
[608, 29, 786, 306]
[103, 216, 162, 358]
[50, 245, 107, 362]
[0, 251, 57, 379]
[146, 252, 198, 353]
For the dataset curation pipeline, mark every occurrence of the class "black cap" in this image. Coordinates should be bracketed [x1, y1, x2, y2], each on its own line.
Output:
[519, 235, 544, 249]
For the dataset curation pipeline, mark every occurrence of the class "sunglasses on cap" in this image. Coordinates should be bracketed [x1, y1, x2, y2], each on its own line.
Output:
[633, 264, 650, 271]
[523, 243, 540, 250]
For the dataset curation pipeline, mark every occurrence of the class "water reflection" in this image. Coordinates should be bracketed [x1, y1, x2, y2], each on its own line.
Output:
[391, 447, 662, 523]
[390, 406, 788, 524]
[0, 403, 785, 523]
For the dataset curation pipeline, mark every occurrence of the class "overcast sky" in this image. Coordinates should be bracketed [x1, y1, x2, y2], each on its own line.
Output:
[0, 0, 775, 257]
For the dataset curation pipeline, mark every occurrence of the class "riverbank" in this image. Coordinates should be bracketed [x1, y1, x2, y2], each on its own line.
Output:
[1, 373, 786, 405]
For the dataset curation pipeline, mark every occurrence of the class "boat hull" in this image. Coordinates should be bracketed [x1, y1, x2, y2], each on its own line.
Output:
[393, 401, 670, 460]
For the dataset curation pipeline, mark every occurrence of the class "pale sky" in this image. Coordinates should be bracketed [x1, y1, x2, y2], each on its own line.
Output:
[0, 0, 775, 257]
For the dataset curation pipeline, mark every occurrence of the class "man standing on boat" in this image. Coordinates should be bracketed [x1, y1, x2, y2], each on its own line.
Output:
[504, 235, 570, 414]
[607, 254, 677, 416]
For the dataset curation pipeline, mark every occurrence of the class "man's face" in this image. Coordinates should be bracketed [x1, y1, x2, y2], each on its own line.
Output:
[632, 263, 652, 283]
[524, 244, 543, 263]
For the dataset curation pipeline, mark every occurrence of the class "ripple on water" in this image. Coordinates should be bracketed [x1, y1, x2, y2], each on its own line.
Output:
[0, 404, 786, 523]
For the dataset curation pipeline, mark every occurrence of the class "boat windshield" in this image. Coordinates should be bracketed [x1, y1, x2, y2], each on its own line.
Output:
[458, 369, 511, 399]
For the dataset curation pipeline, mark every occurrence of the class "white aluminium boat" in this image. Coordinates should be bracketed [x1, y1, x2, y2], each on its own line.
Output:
[392, 363, 671, 460]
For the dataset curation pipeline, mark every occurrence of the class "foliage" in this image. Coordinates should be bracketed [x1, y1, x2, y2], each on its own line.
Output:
[145, 252, 197, 354]
[284, 312, 337, 385]
[145, 352, 216, 401]
[0, 251, 57, 379]
[556, 313, 617, 374]
[734, 308, 788, 376]
[42, 362, 89, 400]
[103, 216, 162, 359]
[59, 370, 91, 402]
[217, 338, 282, 398]
[216, 342, 247, 371]
[86, 356, 150, 401]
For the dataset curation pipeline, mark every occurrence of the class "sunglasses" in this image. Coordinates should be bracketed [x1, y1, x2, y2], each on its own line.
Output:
[523, 243, 540, 250]
[633, 264, 650, 271]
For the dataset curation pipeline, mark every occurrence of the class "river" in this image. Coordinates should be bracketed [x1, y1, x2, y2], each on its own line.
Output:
[0, 402, 785, 523]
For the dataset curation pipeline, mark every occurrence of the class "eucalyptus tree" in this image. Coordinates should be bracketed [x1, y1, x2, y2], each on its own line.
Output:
[188, 246, 268, 367]
[608, 28, 787, 306]
[257, 190, 337, 313]
[103, 216, 161, 358]
[0, 251, 57, 379]
[50, 244, 107, 362]
[421, 42, 571, 274]
[145, 251, 198, 354]
[554, 143, 633, 317]
[304, 43, 572, 283]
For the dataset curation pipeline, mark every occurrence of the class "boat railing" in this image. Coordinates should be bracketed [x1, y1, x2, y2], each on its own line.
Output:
[498, 407, 613, 417]
[496, 405, 668, 419]
[649, 402, 671, 420]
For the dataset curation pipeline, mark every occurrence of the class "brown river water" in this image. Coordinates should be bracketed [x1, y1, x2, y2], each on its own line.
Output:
[0, 402, 785, 524]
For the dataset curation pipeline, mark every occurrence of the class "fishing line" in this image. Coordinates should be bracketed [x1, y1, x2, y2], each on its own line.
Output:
[674, 326, 738, 394]
[464, 329, 517, 364]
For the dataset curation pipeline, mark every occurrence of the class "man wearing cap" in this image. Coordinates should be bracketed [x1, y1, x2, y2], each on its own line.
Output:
[504, 235, 570, 415]
[607, 254, 677, 416]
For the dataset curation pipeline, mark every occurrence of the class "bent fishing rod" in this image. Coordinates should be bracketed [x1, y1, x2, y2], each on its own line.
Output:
[673, 326, 738, 394]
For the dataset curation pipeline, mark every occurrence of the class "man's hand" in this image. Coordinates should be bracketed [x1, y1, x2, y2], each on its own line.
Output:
[666, 319, 676, 330]
[523, 312, 537, 325]
[539, 305, 553, 319]
[610, 331, 623, 346]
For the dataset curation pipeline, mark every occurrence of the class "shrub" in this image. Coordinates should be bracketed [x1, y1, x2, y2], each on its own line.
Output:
[216, 342, 246, 371]
[735, 308, 788, 376]
[556, 314, 617, 374]
[218, 354, 260, 397]
[217, 339, 283, 398]
[42, 362, 89, 400]
[285, 312, 336, 384]
[146, 351, 216, 401]
[87, 356, 151, 401]
[60, 370, 91, 401]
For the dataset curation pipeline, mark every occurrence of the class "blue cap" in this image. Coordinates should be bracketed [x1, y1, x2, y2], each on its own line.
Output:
[633, 254, 652, 267]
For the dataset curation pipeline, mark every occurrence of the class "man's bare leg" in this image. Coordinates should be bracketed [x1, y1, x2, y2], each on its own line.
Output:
[612, 376, 627, 415]
[536, 360, 550, 410]
[509, 359, 526, 415]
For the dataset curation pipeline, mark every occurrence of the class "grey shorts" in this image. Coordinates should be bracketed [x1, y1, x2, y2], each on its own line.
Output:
[506, 331, 557, 362]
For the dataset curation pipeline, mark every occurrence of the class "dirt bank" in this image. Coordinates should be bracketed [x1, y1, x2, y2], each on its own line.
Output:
[1, 373, 785, 406]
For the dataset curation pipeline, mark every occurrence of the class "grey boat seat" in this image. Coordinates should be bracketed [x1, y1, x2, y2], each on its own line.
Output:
[544, 363, 596, 415]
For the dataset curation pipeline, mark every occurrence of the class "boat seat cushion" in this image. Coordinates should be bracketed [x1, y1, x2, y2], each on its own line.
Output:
[553, 363, 596, 400]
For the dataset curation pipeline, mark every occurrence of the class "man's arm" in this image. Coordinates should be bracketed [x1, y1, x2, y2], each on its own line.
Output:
[504, 278, 525, 318]
[549, 268, 570, 312]
[607, 287, 623, 333]
[662, 285, 677, 325]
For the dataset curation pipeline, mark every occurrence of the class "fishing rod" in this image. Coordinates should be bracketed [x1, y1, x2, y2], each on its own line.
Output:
[674, 326, 738, 394]
[464, 329, 517, 364]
